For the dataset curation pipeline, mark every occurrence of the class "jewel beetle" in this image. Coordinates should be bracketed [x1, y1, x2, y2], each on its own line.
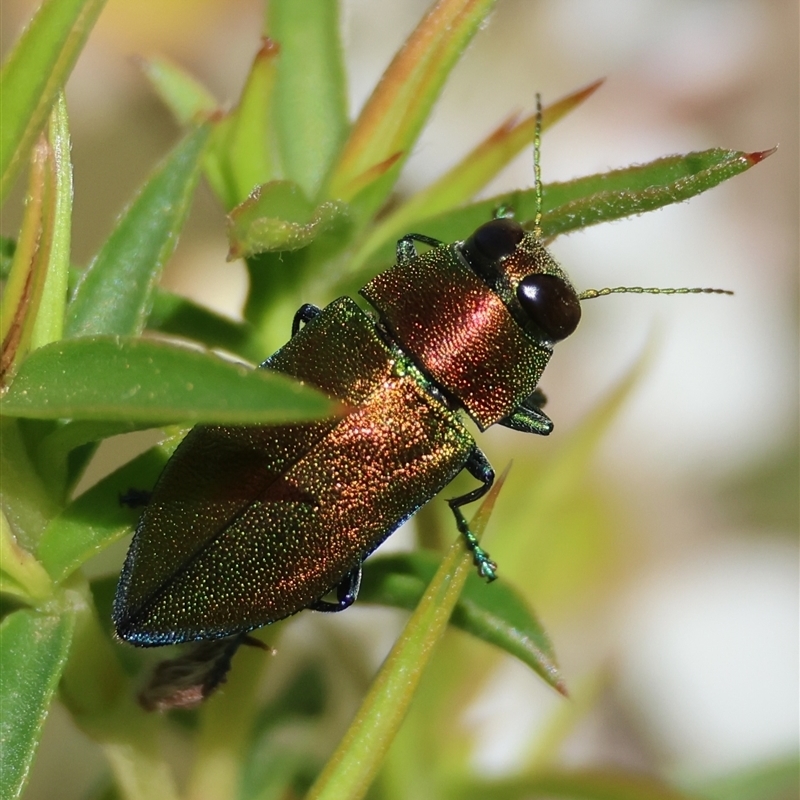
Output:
[113, 99, 729, 647]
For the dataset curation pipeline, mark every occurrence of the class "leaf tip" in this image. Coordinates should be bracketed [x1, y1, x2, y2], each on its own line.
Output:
[226, 242, 243, 262]
[574, 77, 606, 103]
[256, 36, 281, 60]
[746, 145, 778, 165]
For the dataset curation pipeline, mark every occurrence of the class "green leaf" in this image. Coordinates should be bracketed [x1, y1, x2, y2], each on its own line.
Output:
[453, 770, 703, 800]
[218, 38, 280, 208]
[348, 80, 604, 276]
[199, 39, 281, 212]
[37, 433, 183, 584]
[322, 0, 498, 219]
[0, 98, 74, 384]
[359, 552, 565, 693]
[148, 289, 262, 364]
[306, 469, 507, 800]
[541, 147, 776, 239]
[0, 0, 107, 203]
[0, 133, 54, 386]
[0, 608, 75, 800]
[30, 92, 72, 351]
[138, 55, 218, 126]
[339, 147, 774, 290]
[227, 180, 350, 258]
[64, 124, 211, 338]
[1, 336, 340, 424]
[266, 0, 348, 199]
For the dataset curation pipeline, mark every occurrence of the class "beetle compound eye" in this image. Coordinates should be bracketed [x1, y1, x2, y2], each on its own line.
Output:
[517, 274, 582, 341]
[464, 218, 525, 263]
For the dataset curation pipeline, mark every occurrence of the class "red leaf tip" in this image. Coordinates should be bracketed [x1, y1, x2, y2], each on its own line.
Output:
[257, 36, 280, 59]
[746, 146, 778, 164]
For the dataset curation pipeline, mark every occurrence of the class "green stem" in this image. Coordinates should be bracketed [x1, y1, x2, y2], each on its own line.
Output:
[306, 535, 475, 800]
[58, 578, 180, 800]
[186, 634, 276, 800]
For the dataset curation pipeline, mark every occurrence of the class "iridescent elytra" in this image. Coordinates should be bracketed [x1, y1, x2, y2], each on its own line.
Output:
[113, 99, 729, 647]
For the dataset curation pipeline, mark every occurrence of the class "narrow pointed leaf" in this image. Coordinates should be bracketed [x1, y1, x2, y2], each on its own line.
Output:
[0, 0, 107, 203]
[541, 146, 776, 238]
[267, 0, 348, 198]
[37, 433, 183, 583]
[0, 609, 75, 800]
[221, 38, 280, 207]
[31, 92, 72, 351]
[360, 551, 565, 693]
[323, 0, 498, 216]
[307, 469, 507, 800]
[1, 336, 340, 424]
[227, 180, 350, 258]
[65, 124, 211, 338]
[340, 147, 774, 289]
[0, 134, 56, 386]
[349, 80, 603, 275]
[138, 55, 218, 126]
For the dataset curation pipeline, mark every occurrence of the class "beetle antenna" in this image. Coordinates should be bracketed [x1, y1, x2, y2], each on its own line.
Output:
[533, 93, 543, 238]
[578, 286, 733, 300]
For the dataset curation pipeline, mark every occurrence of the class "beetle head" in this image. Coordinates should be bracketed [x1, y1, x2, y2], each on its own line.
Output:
[459, 218, 581, 347]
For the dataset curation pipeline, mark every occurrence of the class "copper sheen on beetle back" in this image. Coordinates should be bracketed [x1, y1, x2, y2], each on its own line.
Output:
[113, 97, 731, 649]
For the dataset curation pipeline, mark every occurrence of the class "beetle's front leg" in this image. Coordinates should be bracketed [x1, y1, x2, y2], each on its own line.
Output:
[309, 564, 363, 613]
[498, 389, 553, 435]
[448, 448, 498, 582]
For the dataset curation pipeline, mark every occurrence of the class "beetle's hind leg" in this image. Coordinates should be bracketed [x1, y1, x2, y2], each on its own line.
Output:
[309, 564, 363, 613]
[119, 488, 151, 509]
[396, 233, 446, 263]
[448, 448, 498, 582]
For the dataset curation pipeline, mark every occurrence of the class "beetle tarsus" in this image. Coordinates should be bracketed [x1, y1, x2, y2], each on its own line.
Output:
[448, 448, 498, 582]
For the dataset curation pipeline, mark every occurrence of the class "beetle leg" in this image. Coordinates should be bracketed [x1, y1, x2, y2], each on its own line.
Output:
[396, 233, 446, 263]
[448, 449, 498, 582]
[119, 488, 151, 508]
[499, 389, 553, 435]
[291, 303, 322, 336]
[309, 564, 363, 613]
